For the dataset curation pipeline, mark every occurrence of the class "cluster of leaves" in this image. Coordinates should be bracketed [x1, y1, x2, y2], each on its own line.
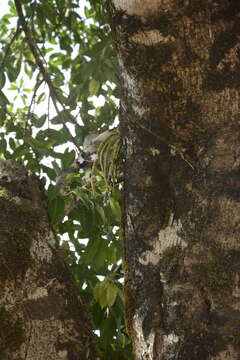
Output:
[0, 0, 131, 358]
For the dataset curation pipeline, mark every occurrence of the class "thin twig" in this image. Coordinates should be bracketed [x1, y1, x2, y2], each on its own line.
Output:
[0, 23, 21, 70]
[14, 0, 79, 149]
[26, 73, 43, 129]
[47, 92, 50, 128]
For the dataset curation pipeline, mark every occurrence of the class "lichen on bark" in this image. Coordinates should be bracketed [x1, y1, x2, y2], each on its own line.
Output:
[0, 160, 99, 359]
[108, 0, 240, 359]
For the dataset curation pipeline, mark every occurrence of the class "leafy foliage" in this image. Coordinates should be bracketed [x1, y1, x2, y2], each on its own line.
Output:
[0, 0, 131, 358]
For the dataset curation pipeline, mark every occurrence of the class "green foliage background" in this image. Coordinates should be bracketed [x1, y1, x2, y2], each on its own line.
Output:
[0, 0, 131, 358]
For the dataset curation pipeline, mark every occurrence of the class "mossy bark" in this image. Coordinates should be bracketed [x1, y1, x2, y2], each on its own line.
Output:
[108, 1, 240, 359]
[0, 160, 99, 360]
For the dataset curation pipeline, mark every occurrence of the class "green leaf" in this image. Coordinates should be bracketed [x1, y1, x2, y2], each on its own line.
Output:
[37, 128, 69, 147]
[51, 110, 76, 125]
[109, 198, 121, 222]
[51, 160, 61, 176]
[9, 137, 15, 150]
[47, 183, 60, 201]
[89, 78, 100, 96]
[106, 282, 118, 307]
[8, 84, 18, 90]
[7, 64, 19, 82]
[93, 281, 102, 301]
[41, 165, 56, 181]
[37, 92, 46, 104]
[0, 138, 7, 154]
[0, 109, 5, 126]
[24, 136, 47, 149]
[94, 278, 118, 308]
[93, 279, 108, 308]
[96, 205, 106, 223]
[61, 149, 75, 169]
[0, 90, 9, 105]
[107, 245, 117, 264]
[83, 237, 101, 265]
[0, 72, 6, 89]
[48, 195, 65, 223]
[33, 114, 47, 128]
[12, 144, 29, 159]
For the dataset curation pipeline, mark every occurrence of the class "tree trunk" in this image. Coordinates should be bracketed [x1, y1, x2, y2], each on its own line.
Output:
[108, 1, 240, 359]
[0, 160, 99, 359]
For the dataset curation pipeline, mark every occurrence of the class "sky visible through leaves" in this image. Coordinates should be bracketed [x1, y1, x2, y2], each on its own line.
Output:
[0, 1, 131, 358]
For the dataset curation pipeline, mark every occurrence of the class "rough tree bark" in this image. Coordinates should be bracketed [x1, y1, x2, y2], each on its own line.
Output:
[108, 1, 240, 359]
[0, 160, 99, 359]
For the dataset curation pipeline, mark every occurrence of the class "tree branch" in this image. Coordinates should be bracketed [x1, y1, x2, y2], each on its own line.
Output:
[14, 0, 79, 149]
